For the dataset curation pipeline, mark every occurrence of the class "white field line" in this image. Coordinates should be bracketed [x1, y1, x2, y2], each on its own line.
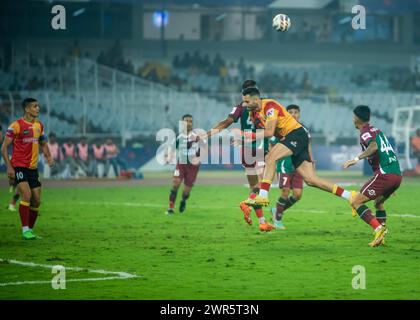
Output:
[75, 201, 420, 219]
[0, 259, 140, 287]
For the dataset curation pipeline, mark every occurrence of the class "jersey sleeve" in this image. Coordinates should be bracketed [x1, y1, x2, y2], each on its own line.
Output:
[264, 102, 284, 122]
[228, 104, 243, 123]
[39, 122, 47, 143]
[6, 121, 20, 139]
[360, 130, 374, 146]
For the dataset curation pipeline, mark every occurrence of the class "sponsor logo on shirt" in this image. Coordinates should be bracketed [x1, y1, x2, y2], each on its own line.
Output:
[266, 108, 275, 117]
[22, 137, 38, 143]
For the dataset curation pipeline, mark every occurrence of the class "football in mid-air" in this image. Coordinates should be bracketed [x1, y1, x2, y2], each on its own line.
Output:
[272, 13, 291, 32]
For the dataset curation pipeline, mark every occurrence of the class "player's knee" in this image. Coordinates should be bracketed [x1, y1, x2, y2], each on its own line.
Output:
[294, 192, 302, 201]
[304, 176, 316, 187]
[265, 153, 277, 164]
[281, 189, 289, 198]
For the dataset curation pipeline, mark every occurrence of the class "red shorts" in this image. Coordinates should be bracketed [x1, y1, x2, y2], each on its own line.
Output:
[174, 163, 200, 187]
[360, 173, 402, 200]
[241, 147, 265, 175]
[279, 172, 303, 189]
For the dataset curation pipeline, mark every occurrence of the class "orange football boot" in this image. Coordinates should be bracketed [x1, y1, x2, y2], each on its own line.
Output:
[239, 201, 252, 225]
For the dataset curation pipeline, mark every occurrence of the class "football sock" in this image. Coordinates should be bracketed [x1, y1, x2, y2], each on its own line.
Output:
[169, 189, 177, 209]
[332, 184, 351, 200]
[29, 207, 39, 229]
[375, 210, 386, 225]
[276, 197, 287, 221]
[284, 195, 298, 210]
[259, 179, 272, 197]
[182, 192, 189, 202]
[19, 201, 30, 233]
[249, 187, 259, 200]
[254, 206, 265, 224]
[11, 193, 19, 205]
[356, 205, 382, 230]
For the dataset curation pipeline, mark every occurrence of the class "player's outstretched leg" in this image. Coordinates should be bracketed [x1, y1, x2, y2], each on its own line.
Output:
[179, 187, 191, 213]
[374, 196, 387, 226]
[167, 188, 177, 215]
[166, 177, 181, 215]
[350, 192, 387, 247]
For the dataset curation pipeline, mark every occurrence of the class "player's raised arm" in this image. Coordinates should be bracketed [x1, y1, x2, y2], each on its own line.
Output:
[206, 116, 234, 138]
[1, 135, 15, 179]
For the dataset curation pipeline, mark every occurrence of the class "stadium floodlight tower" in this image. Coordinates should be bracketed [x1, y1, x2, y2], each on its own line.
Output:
[392, 105, 420, 170]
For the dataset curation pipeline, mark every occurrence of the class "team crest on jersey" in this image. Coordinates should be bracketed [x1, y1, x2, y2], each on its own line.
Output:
[266, 108, 275, 117]
[367, 189, 376, 196]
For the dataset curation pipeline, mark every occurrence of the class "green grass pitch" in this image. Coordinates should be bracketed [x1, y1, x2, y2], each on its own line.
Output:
[0, 178, 419, 299]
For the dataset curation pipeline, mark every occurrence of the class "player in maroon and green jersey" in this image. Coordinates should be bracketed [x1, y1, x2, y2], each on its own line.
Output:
[343, 105, 402, 247]
[1, 98, 54, 240]
[205, 80, 274, 232]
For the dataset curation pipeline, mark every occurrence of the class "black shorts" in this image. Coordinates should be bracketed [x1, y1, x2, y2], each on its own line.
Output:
[280, 127, 311, 169]
[14, 167, 41, 189]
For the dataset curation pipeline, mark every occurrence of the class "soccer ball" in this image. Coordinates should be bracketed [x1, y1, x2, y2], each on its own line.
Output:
[272, 13, 291, 32]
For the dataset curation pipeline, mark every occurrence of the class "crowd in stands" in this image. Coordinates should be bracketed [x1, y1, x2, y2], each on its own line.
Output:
[45, 133, 129, 179]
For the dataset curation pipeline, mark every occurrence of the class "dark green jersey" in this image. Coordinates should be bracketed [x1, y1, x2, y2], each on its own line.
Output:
[360, 124, 401, 175]
[228, 103, 269, 153]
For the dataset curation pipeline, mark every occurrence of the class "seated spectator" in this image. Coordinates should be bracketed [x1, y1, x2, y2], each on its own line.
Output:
[104, 138, 128, 177]
[180, 52, 191, 68]
[62, 139, 78, 177]
[47, 133, 63, 178]
[172, 54, 181, 69]
[76, 137, 94, 177]
[92, 139, 106, 178]
[411, 128, 420, 173]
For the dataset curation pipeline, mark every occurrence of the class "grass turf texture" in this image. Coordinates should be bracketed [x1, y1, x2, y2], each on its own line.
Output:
[0, 182, 419, 299]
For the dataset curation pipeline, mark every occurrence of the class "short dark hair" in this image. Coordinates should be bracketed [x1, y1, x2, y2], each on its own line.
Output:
[22, 98, 37, 111]
[182, 114, 193, 120]
[353, 105, 370, 122]
[242, 86, 260, 97]
[241, 80, 257, 90]
[286, 104, 300, 112]
[49, 132, 56, 139]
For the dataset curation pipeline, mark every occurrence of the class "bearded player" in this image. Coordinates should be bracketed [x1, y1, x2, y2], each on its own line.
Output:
[269, 104, 314, 230]
[205, 80, 274, 232]
[241, 87, 388, 246]
[343, 105, 402, 246]
[1, 98, 54, 240]
[165, 114, 204, 214]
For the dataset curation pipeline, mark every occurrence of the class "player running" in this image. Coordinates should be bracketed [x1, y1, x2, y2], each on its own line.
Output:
[1, 98, 54, 240]
[343, 105, 402, 247]
[165, 114, 204, 214]
[205, 80, 274, 232]
[240, 87, 387, 245]
[269, 104, 313, 230]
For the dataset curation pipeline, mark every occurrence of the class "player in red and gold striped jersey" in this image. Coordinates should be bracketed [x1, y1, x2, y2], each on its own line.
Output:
[241, 88, 355, 218]
[1, 98, 54, 240]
